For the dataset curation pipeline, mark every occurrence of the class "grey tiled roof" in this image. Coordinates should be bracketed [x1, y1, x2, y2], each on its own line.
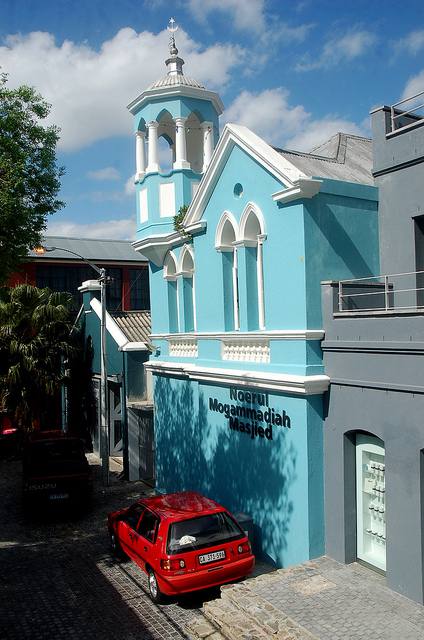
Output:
[274, 133, 374, 185]
[111, 311, 151, 343]
[29, 236, 146, 263]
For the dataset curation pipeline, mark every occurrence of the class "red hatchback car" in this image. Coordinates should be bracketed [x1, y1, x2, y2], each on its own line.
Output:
[107, 491, 255, 603]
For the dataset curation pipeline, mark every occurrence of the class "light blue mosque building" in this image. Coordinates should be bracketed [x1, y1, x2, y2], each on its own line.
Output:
[128, 28, 379, 567]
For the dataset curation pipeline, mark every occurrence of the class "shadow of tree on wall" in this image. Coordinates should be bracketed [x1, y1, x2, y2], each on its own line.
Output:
[154, 377, 297, 567]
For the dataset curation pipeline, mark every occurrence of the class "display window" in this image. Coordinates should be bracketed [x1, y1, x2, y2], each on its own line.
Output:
[356, 434, 386, 571]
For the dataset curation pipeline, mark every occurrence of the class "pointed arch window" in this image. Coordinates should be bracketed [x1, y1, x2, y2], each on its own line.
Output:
[239, 204, 266, 331]
[216, 213, 240, 331]
[163, 247, 196, 333]
[180, 246, 196, 332]
[163, 251, 178, 332]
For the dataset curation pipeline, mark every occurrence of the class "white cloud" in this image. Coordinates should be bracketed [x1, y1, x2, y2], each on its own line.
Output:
[47, 217, 136, 240]
[87, 167, 121, 181]
[1, 28, 244, 152]
[401, 69, 424, 101]
[224, 88, 309, 147]
[395, 30, 424, 56]
[187, 0, 266, 33]
[296, 29, 376, 71]
[224, 88, 364, 151]
[125, 175, 136, 196]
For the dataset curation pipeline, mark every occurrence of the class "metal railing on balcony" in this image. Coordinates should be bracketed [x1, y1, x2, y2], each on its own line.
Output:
[337, 270, 424, 313]
[390, 90, 424, 132]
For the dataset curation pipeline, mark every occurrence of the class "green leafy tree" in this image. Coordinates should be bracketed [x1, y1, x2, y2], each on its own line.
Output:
[0, 284, 77, 431]
[0, 73, 64, 285]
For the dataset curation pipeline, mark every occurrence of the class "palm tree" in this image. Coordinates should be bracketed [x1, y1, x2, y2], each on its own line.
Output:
[0, 284, 77, 432]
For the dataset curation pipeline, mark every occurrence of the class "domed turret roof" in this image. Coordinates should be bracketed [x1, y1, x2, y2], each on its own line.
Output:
[127, 19, 224, 116]
[147, 26, 205, 91]
[148, 73, 205, 91]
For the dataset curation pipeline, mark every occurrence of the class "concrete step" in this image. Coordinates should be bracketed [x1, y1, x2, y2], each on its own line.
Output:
[224, 583, 316, 639]
[203, 597, 271, 640]
[185, 616, 227, 640]
[205, 578, 318, 640]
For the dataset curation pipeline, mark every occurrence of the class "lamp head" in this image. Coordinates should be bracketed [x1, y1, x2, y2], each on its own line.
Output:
[33, 245, 55, 255]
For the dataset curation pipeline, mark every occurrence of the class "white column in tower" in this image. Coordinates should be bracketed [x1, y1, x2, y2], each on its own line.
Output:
[174, 117, 190, 170]
[201, 121, 214, 172]
[135, 131, 146, 180]
[147, 121, 160, 173]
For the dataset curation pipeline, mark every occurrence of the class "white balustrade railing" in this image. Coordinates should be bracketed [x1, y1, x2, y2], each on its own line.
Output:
[222, 340, 270, 363]
[169, 339, 198, 358]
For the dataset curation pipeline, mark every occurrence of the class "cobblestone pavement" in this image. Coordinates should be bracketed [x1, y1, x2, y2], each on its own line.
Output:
[0, 456, 217, 640]
[246, 556, 424, 640]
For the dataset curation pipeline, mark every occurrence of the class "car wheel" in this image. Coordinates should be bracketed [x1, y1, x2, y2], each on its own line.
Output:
[109, 530, 124, 558]
[148, 570, 163, 604]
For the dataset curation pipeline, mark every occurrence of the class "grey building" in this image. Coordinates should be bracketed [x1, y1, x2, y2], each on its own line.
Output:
[321, 91, 424, 603]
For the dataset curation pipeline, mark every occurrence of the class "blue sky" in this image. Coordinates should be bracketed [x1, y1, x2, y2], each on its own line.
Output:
[1, 0, 424, 239]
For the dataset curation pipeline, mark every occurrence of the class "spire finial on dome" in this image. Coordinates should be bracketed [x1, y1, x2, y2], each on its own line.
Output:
[165, 17, 184, 76]
[167, 17, 179, 56]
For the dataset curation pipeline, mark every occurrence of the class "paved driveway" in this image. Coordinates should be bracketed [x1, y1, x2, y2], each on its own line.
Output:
[0, 458, 213, 640]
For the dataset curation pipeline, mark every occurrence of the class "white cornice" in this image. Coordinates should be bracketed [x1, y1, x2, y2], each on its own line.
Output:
[150, 330, 325, 341]
[184, 123, 307, 228]
[121, 341, 148, 352]
[145, 361, 329, 395]
[184, 220, 207, 234]
[132, 231, 183, 265]
[132, 221, 207, 266]
[127, 86, 224, 116]
[272, 178, 323, 204]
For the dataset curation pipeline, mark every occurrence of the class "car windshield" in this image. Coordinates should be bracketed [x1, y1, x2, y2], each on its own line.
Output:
[167, 512, 243, 554]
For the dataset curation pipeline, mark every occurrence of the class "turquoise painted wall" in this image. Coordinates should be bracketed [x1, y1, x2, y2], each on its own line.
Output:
[303, 179, 379, 328]
[154, 374, 324, 567]
[84, 304, 123, 376]
[190, 145, 308, 333]
[136, 169, 200, 239]
[135, 83, 381, 570]
[134, 95, 220, 133]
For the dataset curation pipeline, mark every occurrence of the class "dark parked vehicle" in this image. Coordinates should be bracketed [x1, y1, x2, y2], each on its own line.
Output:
[0, 418, 21, 457]
[23, 431, 92, 507]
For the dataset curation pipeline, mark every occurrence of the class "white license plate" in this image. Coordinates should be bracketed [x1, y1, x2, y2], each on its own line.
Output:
[49, 493, 69, 501]
[198, 550, 226, 565]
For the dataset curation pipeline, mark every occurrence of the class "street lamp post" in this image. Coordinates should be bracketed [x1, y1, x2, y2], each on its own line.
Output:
[34, 245, 110, 486]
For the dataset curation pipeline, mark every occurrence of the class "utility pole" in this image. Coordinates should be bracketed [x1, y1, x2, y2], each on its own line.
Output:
[100, 267, 109, 487]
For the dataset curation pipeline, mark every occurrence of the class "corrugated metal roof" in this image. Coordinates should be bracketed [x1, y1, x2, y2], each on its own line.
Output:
[29, 236, 146, 263]
[274, 133, 374, 185]
[111, 311, 151, 343]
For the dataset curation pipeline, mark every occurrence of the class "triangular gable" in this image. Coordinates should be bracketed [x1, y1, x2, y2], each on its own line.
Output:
[132, 123, 320, 265]
[89, 298, 149, 352]
[184, 123, 308, 229]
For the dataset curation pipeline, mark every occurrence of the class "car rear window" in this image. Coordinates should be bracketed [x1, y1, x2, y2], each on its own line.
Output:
[28, 439, 85, 463]
[167, 512, 243, 554]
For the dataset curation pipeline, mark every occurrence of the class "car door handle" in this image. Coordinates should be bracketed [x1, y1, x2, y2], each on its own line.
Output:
[144, 546, 148, 552]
